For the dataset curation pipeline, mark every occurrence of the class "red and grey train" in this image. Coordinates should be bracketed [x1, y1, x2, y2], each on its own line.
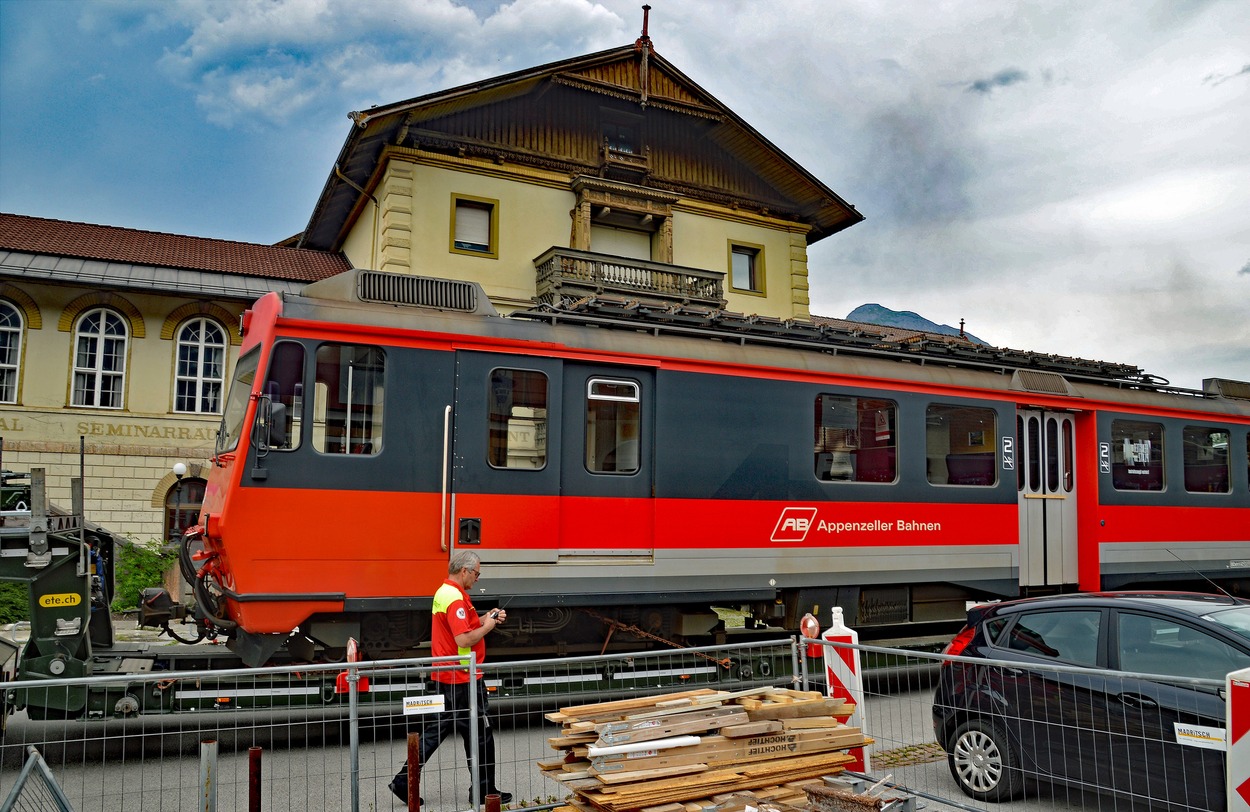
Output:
[182, 269, 1250, 665]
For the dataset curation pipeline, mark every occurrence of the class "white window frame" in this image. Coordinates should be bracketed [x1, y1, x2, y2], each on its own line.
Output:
[72, 307, 128, 409]
[174, 317, 227, 414]
[585, 378, 641, 474]
[0, 300, 23, 404]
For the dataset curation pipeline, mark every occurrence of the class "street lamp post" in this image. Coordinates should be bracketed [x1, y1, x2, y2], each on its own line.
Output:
[171, 462, 187, 544]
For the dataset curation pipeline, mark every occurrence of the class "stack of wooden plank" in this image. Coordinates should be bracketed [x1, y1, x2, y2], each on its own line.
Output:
[541, 687, 871, 812]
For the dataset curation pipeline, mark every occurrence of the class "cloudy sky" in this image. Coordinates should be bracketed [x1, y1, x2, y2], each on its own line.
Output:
[1, 0, 1247, 389]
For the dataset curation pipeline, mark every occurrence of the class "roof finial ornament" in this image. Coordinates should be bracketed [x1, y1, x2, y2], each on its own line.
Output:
[959, 318, 966, 339]
[635, 5, 652, 107]
[635, 5, 652, 52]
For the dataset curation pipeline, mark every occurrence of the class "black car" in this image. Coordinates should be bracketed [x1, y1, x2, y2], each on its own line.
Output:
[932, 592, 1250, 811]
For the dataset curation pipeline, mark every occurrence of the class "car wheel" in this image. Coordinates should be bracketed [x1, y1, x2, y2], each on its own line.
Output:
[947, 719, 1025, 802]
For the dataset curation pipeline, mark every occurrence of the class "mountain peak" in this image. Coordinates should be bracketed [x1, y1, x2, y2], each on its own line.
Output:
[845, 303, 989, 345]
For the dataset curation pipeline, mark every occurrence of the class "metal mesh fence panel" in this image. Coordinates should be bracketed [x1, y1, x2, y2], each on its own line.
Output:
[801, 638, 1230, 812]
[1, 635, 1231, 811]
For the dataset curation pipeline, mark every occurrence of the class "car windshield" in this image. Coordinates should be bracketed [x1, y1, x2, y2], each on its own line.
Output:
[1205, 606, 1250, 640]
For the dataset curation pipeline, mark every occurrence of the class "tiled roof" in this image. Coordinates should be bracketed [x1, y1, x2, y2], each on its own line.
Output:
[0, 213, 351, 281]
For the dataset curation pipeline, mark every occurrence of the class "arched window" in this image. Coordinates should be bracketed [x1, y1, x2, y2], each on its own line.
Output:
[165, 477, 206, 543]
[0, 300, 22, 404]
[72, 307, 128, 408]
[175, 317, 227, 414]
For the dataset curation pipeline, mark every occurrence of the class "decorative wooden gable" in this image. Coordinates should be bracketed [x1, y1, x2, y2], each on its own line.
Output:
[301, 39, 860, 252]
[553, 48, 722, 119]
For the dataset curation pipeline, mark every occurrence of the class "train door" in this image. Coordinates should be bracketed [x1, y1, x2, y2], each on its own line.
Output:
[1017, 410, 1079, 589]
[559, 363, 655, 556]
[449, 351, 563, 561]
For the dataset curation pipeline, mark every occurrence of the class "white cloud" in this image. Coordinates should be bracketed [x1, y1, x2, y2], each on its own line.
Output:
[147, 0, 629, 126]
[3, 0, 1248, 386]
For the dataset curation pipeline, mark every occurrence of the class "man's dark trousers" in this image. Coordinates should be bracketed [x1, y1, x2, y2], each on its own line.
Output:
[392, 679, 497, 799]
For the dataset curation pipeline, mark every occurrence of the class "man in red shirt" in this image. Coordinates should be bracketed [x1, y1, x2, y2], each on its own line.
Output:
[390, 551, 513, 806]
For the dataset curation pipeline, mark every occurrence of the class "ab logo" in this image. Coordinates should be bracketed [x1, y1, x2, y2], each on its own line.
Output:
[771, 507, 817, 542]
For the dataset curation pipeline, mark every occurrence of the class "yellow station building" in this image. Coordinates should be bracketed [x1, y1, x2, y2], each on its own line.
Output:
[0, 35, 864, 544]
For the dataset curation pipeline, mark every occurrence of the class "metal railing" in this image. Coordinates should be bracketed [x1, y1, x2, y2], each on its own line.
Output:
[1, 635, 1233, 812]
[0, 639, 796, 811]
[533, 247, 725, 308]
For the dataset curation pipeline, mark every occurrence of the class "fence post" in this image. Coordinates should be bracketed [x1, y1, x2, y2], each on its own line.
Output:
[336, 637, 369, 812]
[820, 607, 869, 772]
[248, 747, 261, 812]
[348, 656, 360, 812]
[406, 733, 421, 809]
[468, 651, 480, 810]
[1229, 667, 1250, 811]
[200, 739, 218, 812]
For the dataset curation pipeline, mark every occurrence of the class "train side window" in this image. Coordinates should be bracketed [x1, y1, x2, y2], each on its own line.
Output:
[927, 404, 997, 486]
[814, 395, 897, 482]
[312, 344, 384, 455]
[1045, 417, 1061, 492]
[1110, 419, 1164, 491]
[1062, 419, 1074, 492]
[258, 342, 305, 451]
[1015, 415, 1025, 491]
[1183, 425, 1230, 493]
[586, 378, 640, 474]
[488, 368, 548, 469]
[1026, 414, 1041, 491]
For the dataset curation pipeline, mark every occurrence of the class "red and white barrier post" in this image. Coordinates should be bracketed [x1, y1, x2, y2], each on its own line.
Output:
[335, 637, 370, 694]
[1229, 667, 1250, 812]
[821, 607, 869, 772]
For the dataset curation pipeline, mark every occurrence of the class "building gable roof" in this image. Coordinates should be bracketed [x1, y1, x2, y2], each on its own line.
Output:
[300, 43, 862, 252]
[0, 213, 352, 301]
[0, 213, 350, 281]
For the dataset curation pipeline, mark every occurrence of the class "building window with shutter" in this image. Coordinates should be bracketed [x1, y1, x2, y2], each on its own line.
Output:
[729, 241, 765, 295]
[450, 195, 499, 259]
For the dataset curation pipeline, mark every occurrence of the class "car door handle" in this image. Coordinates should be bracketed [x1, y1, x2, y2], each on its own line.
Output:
[1117, 693, 1158, 709]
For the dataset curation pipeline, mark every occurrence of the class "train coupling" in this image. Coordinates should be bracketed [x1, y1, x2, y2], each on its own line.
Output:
[136, 587, 190, 628]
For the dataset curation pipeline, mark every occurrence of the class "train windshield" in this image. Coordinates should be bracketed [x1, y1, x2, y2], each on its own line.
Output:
[216, 346, 261, 455]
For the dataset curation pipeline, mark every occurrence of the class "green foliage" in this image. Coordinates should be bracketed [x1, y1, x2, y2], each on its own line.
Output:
[111, 540, 176, 612]
[0, 540, 174, 623]
[0, 582, 27, 625]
